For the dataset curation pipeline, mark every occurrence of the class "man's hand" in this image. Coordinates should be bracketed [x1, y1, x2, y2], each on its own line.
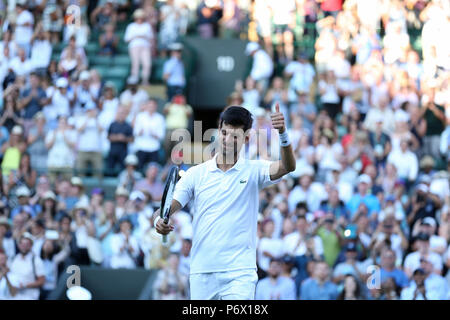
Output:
[155, 217, 174, 235]
[270, 103, 286, 133]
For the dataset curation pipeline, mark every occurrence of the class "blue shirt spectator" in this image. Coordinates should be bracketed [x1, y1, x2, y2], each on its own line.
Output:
[256, 259, 297, 300]
[300, 261, 338, 300]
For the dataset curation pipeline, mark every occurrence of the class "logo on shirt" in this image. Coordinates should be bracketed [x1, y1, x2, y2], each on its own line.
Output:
[239, 180, 247, 184]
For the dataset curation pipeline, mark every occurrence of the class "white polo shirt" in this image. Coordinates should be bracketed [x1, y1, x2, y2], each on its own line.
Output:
[173, 155, 280, 274]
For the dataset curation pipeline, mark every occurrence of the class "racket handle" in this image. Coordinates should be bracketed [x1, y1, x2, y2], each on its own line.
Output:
[162, 234, 168, 243]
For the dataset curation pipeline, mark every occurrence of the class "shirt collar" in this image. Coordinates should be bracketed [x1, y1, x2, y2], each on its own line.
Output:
[207, 153, 245, 173]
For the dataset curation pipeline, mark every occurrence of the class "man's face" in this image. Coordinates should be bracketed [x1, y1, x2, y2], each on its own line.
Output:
[19, 238, 33, 255]
[381, 250, 396, 268]
[315, 262, 329, 281]
[413, 272, 426, 286]
[30, 75, 40, 88]
[146, 166, 158, 180]
[218, 123, 248, 161]
[357, 182, 369, 195]
[18, 196, 29, 205]
[268, 261, 282, 278]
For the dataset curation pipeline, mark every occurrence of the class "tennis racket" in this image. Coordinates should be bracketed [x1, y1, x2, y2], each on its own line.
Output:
[160, 166, 179, 243]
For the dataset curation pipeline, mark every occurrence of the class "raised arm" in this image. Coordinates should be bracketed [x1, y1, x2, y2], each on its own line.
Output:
[269, 103, 296, 180]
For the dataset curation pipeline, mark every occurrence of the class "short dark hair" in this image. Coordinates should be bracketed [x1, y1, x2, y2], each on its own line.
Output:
[219, 106, 253, 132]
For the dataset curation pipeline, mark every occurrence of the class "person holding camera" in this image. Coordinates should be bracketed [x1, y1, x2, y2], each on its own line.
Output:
[406, 184, 442, 230]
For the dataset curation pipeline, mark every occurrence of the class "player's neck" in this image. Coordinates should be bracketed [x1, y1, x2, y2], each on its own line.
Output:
[216, 153, 239, 172]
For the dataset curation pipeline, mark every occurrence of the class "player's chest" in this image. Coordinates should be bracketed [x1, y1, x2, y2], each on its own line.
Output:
[195, 171, 255, 202]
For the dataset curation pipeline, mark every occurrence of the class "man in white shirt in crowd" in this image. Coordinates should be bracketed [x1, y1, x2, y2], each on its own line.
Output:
[413, 217, 448, 257]
[363, 96, 396, 135]
[155, 104, 295, 299]
[8, 47, 33, 77]
[255, 258, 296, 300]
[30, 28, 52, 74]
[245, 42, 274, 91]
[288, 165, 327, 213]
[284, 52, 315, 104]
[387, 138, 419, 185]
[14, 1, 34, 57]
[120, 76, 149, 123]
[110, 219, 140, 269]
[8, 234, 45, 300]
[283, 215, 324, 258]
[133, 98, 165, 170]
[403, 233, 443, 278]
[75, 101, 104, 180]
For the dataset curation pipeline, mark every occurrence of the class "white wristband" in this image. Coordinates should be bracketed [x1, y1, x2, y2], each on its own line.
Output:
[153, 216, 161, 228]
[279, 131, 291, 147]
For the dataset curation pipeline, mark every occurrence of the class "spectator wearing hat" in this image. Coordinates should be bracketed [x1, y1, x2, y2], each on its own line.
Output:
[125, 9, 154, 85]
[106, 107, 134, 175]
[346, 174, 381, 220]
[245, 42, 274, 91]
[404, 232, 443, 278]
[118, 154, 143, 193]
[133, 98, 165, 170]
[332, 242, 365, 284]
[114, 187, 130, 220]
[300, 260, 338, 300]
[119, 76, 149, 123]
[10, 186, 39, 219]
[72, 70, 96, 117]
[75, 102, 104, 180]
[27, 112, 48, 173]
[163, 43, 186, 102]
[38, 190, 58, 230]
[45, 116, 77, 185]
[400, 264, 446, 300]
[406, 183, 442, 230]
[46, 78, 72, 124]
[0, 216, 15, 259]
[255, 258, 296, 300]
[110, 219, 139, 269]
[70, 177, 89, 207]
[1, 125, 26, 177]
[133, 163, 164, 202]
[412, 217, 447, 257]
[8, 234, 45, 300]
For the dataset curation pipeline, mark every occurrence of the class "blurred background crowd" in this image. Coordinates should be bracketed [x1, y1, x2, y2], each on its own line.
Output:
[0, 0, 449, 300]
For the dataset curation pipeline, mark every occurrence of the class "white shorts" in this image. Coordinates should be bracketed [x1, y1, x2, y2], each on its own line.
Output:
[189, 269, 258, 300]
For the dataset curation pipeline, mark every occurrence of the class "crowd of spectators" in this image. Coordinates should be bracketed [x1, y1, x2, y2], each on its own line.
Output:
[0, 0, 449, 301]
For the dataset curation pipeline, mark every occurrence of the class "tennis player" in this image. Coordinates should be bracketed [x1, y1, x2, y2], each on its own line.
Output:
[153, 104, 296, 300]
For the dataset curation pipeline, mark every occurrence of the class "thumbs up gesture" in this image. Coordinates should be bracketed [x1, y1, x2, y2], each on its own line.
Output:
[270, 103, 286, 133]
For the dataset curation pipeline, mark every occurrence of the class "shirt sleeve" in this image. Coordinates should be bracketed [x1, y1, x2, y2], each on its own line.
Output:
[34, 257, 46, 277]
[257, 160, 282, 189]
[172, 166, 196, 208]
